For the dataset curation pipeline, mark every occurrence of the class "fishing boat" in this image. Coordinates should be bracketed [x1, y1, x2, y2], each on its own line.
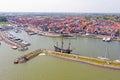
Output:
[54, 38, 72, 54]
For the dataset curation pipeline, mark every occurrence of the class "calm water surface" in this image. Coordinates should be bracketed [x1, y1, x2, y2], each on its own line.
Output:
[0, 31, 120, 80]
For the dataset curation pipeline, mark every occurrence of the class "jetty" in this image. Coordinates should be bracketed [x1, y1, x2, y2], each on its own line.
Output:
[14, 49, 43, 64]
[43, 50, 120, 70]
[14, 49, 120, 70]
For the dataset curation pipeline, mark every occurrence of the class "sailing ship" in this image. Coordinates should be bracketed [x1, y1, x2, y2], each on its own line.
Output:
[97, 43, 110, 61]
[54, 38, 72, 54]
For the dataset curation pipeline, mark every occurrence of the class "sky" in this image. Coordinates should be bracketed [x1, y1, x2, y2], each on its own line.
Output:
[0, 0, 120, 13]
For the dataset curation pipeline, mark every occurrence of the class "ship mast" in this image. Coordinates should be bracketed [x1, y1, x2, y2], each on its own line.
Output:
[105, 43, 109, 59]
[68, 39, 71, 50]
[56, 41, 58, 47]
[61, 37, 64, 50]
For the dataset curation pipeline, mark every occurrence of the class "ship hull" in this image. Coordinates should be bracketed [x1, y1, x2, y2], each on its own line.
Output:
[54, 46, 72, 54]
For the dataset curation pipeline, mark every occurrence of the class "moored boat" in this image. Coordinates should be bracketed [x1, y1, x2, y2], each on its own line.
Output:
[12, 46, 17, 49]
[54, 46, 72, 54]
[97, 56, 110, 61]
[105, 37, 111, 42]
[97, 43, 110, 61]
[54, 38, 72, 54]
[103, 37, 111, 42]
[103, 37, 106, 41]
[114, 59, 120, 63]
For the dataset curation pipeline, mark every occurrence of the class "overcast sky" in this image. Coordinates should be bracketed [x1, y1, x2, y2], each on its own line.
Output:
[0, 0, 120, 13]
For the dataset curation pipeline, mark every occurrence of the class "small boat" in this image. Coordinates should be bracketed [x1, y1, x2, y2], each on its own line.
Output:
[105, 37, 111, 42]
[18, 47, 28, 51]
[97, 57, 110, 61]
[97, 44, 110, 61]
[21, 41, 31, 46]
[103, 37, 106, 41]
[12, 46, 17, 49]
[114, 60, 120, 63]
[85, 33, 90, 36]
[103, 37, 111, 42]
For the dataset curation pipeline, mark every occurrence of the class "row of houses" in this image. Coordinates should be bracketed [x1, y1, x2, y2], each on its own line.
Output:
[8, 15, 120, 37]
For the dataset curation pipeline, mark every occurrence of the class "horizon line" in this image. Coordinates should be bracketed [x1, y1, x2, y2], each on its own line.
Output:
[0, 11, 120, 14]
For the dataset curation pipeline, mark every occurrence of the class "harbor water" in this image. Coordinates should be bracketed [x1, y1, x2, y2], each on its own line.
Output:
[0, 31, 120, 80]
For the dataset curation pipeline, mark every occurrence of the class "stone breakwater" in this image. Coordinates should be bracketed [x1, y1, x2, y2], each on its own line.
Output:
[44, 50, 120, 70]
[14, 49, 42, 64]
[13, 49, 120, 70]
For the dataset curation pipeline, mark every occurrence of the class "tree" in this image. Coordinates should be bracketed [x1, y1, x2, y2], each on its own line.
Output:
[0, 16, 8, 22]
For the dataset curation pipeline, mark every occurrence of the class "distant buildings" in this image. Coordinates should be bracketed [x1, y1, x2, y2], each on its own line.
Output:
[8, 15, 120, 37]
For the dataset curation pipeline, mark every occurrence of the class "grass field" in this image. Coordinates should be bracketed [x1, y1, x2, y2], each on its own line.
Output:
[0, 22, 9, 24]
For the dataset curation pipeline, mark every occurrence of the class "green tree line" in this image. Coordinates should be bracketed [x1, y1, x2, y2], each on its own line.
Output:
[0, 16, 8, 22]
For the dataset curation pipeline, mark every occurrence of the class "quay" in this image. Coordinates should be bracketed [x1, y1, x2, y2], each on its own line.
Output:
[14, 49, 43, 64]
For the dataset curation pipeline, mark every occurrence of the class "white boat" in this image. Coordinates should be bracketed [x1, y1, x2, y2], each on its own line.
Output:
[85, 33, 90, 36]
[97, 57, 109, 61]
[12, 46, 17, 49]
[103, 37, 106, 41]
[114, 60, 120, 63]
[39, 53, 46, 56]
[103, 37, 111, 42]
[105, 37, 111, 42]
[22, 41, 30, 46]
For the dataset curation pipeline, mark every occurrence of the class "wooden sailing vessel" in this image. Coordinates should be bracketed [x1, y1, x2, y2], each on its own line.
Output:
[54, 38, 72, 54]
